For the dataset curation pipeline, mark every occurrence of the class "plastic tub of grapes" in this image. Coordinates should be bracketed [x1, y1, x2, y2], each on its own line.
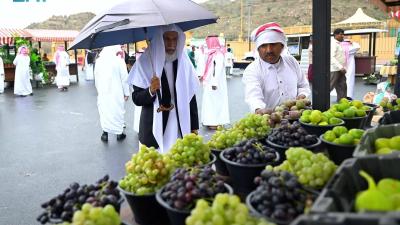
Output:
[155, 167, 233, 225]
[219, 139, 280, 198]
[319, 134, 358, 165]
[341, 115, 368, 129]
[196, 152, 217, 168]
[299, 119, 345, 136]
[118, 186, 170, 225]
[211, 149, 230, 176]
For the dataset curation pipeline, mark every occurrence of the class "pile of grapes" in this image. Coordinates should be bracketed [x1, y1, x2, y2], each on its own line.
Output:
[267, 147, 337, 189]
[56, 203, 120, 225]
[167, 133, 211, 168]
[223, 139, 278, 164]
[159, 166, 227, 210]
[250, 170, 313, 222]
[267, 122, 318, 147]
[208, 114, 271, 150]
[119, 145, 172, 195]
[37, 175, 121, 224]
[185, 193, 274, 225]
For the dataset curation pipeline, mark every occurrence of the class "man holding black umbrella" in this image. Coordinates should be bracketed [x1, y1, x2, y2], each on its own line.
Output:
[128, 24, 200, 153]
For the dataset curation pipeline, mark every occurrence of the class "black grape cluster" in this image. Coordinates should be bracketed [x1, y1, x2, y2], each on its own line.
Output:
[223, 139, 278, 164]
[267, 122, 318, 147]
[250, 170, 312, 223]
[37, 175, 121, 224]
[160, 166, 227, 210]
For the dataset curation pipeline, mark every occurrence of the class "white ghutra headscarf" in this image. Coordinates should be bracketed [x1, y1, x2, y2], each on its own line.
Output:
[128, 24, 200, 153]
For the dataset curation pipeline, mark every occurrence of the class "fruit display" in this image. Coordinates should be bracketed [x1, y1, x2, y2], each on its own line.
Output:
[379, 97, 400, 111]
[37, 175, 121, 224]
[119, 145, 172, 195]
[355, 170, 400, 212]
[223, 139, 278, 164]
[159, 166, 227, 210]
[256, 99, 312, 127]
[266, 148, 337, 189]
[300, 109, 343, 126]
[167, 133, 211, 168]
[185, 193, 274, 225]
[249, 170, 314, 223]
[322, 126, 365, 145]
[208, 114, 270, 150]
[375, 135, 400, 154]
[328, 98, 370, 119]
[56, 204, 121, 225]
[267, 121, 319, 148]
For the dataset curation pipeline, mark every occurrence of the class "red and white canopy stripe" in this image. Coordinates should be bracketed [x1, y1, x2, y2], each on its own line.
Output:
[0, 28, 32, 45]
[26, 29, 79, 42]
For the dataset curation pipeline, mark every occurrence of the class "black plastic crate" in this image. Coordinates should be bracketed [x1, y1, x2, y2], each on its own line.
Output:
[353, 123, 400, 157]
[311, 154, 400, 214]
[291, 213, 400, 225]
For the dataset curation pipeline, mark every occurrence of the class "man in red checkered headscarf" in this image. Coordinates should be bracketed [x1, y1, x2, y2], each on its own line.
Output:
[242, 22, 311, 113]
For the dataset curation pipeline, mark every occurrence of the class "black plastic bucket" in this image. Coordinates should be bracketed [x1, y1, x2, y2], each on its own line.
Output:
[211, 149, 229, 176]
[299, 119, 345, 136]
[118, 186, 170, 225]
[156, 184, 233, 225]
[341, 116, 367, 129]
[266, 138, 322, 162]
[319, 134, 356, 165]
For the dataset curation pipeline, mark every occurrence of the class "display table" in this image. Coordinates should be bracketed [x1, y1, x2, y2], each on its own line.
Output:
[355, 56, 376, 75]
[380, 65, 397, 85]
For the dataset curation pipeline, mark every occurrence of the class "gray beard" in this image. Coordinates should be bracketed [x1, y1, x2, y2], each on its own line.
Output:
[165, 51, 177, 62]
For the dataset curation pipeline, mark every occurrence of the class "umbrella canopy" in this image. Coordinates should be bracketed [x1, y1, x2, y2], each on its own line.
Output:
[69, 0, 217, 50]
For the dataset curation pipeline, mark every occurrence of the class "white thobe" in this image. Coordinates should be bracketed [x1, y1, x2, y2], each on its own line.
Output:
[225, 52, 234, 74]
[95, 56, 130, 135]
[55, 52, 70, 88]
[0, 57, 4, 93]
[195, 51, 205, 77]
[162, 61, 180, 152]
[13, 55, 32, 96]
[85, 54, 94, 81]
[345, 42, 360, 98]
[243, 55, 310, 112]
[201, 53, 230, 126]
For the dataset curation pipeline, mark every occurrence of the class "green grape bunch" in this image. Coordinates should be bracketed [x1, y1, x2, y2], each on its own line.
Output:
[57, 203, 120, 225]
[166, 133, 211, 168]
[185, 193, 275, 225]
[208, 114, 271, 150]
[266, 147, 337, 189]
[119, 145, 173, 195]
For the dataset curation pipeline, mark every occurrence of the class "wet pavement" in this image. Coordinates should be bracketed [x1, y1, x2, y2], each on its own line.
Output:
[0, 70, 374, 225]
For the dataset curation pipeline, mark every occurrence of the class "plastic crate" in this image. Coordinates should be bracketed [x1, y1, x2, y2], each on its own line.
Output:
[310, 154, 400, 214]
[353, 123, 400, 157]
[291, 213, 400, 225]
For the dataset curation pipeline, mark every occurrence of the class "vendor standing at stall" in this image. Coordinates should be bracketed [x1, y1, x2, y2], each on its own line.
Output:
[242, 22, 310, 113]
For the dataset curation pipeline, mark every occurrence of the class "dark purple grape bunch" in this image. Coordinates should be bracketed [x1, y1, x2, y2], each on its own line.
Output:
[223, 138, 278, 164]
[160, 166, 226, 210]
[37, 175, 121, 224]
[251, 170, 310, 222]
[267, 121, 318, 147]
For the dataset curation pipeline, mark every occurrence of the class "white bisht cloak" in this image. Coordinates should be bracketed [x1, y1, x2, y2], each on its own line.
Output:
[0, 57, 4, 93]
[13, 54, 32, 95]
[95, 46, 130, 135]
[201, 52, 230, 126]
[55, 51, 70, 87]
[128, 25, 200, 153]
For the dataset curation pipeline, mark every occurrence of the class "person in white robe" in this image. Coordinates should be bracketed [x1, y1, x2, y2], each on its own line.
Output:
[225, 47, 234, 77]
[340, 40, 360, 99]
[200, 36, 230, 129]
[242, 22, 311, 112]
[85, 50, 95, 81]
[195, 45, 206, 78]
[54, 46, 70, 91]
[95, 45, 130, 142]
[13, 46, 32, 96]
[0, 57, 4, 93]
[128, 24, 200, 153]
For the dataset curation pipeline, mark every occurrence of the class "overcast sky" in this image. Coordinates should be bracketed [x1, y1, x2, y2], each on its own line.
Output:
[0, 0, 207, 29]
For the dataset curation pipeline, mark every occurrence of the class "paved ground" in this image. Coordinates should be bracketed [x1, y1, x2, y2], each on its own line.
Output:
[0, 69, 374, 225]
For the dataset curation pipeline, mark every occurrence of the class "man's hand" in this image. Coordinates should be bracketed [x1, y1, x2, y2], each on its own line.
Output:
[212, 86, 217, 90]
[191, 130, 199, 135]
[255, 108, 264, 115]
[150, 76, 161, 94]
[124, 96, 129, 101]
[340, 68, 347, 75]
[296, 94, 306, 100]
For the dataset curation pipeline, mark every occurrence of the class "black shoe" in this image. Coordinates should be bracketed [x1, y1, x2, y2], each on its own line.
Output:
[29, 93, 33, 96]
[117, 133, 126, 141]
[101, 132, 108, 142]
